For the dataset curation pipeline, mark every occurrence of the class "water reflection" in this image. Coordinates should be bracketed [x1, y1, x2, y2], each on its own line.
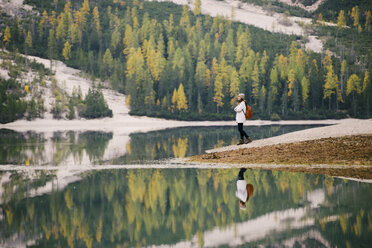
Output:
[235, 168, 254, 210]
[0, 169, 371, 247]
[0, 129, 115, 165]
[0, 125, 326, 166]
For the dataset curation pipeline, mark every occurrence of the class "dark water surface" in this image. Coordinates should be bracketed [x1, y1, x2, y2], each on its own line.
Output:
[1, 125, 323, 165]
[0, 125, 371, 247]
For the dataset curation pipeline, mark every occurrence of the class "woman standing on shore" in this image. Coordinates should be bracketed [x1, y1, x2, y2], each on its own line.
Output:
[234, 93, 252, 145]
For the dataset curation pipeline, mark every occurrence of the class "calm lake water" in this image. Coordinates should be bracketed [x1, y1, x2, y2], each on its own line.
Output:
[1, 125, 323, 165]
[0, 125, 371, 247]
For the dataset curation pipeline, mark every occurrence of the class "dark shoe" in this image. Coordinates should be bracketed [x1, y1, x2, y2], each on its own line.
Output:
[245, 137, 252, 144]
[237, 139, 244, 145]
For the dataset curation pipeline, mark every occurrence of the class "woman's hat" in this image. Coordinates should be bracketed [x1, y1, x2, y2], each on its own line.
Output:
[238, 93, 245, 99]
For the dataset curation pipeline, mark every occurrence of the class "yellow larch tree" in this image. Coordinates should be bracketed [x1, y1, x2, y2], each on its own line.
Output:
[213, 75, 224, 112]
[92, 6, 101, 34]
[337, 10, 346, 28]
[176, 83, 188, 111]
[171, 88, 178, 111]
[62, 41, 72, 60]
[193, 0, 201, 16]
[229, 69, 240, 107]
[3, 26, 11, 46]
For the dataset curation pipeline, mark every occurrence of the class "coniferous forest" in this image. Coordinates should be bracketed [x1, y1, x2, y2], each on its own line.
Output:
[0, 0, 371, 121]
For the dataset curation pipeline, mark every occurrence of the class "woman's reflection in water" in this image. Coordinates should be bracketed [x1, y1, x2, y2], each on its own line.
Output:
[236, 168, 254, 210]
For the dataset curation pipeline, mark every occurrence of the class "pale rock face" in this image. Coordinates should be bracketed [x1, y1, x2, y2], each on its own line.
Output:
[146, 0, 325, 53]
[0, 0, 34, 17]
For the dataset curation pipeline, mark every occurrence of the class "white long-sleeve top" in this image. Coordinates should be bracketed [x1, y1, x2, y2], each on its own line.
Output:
[236, 180, 248, 202]
[234, 101, 246, 123]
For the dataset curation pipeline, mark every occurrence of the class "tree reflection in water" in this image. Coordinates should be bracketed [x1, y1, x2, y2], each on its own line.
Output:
[0, 169, 371, 247]
[0, 125, 325, 166]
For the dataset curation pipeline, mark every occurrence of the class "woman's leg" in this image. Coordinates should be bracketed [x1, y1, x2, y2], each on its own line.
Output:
[238, 123, 244, 140]
[237, 168, 247, 180]
[240, 123, 249, 139]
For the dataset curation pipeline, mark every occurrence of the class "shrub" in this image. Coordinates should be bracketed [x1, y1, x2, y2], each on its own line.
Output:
[0, 78, 27, 123]
[270, 113, 281, 121]
[79, 88, 113, 119]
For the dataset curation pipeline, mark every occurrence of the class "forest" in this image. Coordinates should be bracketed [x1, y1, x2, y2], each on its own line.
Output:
[0, 0, 371, 121]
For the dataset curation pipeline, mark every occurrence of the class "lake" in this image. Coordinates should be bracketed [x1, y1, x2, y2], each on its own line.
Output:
[0, 125, 371, 247]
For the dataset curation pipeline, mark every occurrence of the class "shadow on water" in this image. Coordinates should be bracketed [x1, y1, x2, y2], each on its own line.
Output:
[0, 125, 326, 165]
[0, 168, 371, 247]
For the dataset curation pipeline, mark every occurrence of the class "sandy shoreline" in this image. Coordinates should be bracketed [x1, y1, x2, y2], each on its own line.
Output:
[186, 119, 372, 179]
[206, 119, 372, 153]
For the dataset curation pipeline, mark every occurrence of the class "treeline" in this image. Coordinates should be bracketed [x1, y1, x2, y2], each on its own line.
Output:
[315, 0, 372, 25]
[1, 0, 371, 120]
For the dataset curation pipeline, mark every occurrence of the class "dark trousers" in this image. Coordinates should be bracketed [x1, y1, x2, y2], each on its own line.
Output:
[238, 123, 249, 140]
[238, 168, 247, 180]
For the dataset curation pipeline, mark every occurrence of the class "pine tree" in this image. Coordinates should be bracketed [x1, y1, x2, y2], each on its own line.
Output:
[337, 10, 346, 28]
[71, 23, 81, 45]
[309, 59, 320, 110]
[131, 7, 139, 29]
[213, 75, 224, 112]
[365, 10, 371, 30]
[147, 49, 165, 82]
[123, 25, 133, 55]
[171, 88, 178, 111]
[346, 74, 361, 115]
[80, 0, 90, 30]
[301, 77, 309, 106]
[251, 61, 259, 103]
[25, 31, 32, 54]
[102, 48, 114, 76]
[93, 6, 101, 34]
[259, 85, 266, 113]
[49, 11, 57, 28]
[287, 69, 295, 97]
[295, 49, 305, 81]
[193, 0, 201, 16]
[362, 71, 370, 92]
[277, 54, 288, 80]
[323, 64, 339, 109]
[180, 6, 190, 28]
[62, 41, 72, 60]
[3, 26, 11, 47]
[81, 0, 90, 14]
[269, 67, 279, 99]
[362, 71, 370, 116]
[268, 67, 278, 115]
[195, 60, 210, 87]
[162, 96, 168, 109]
[318, 13, 325, 26]
[347, 74, 362, 95]
[225, 29, 235, 64]
[340, 60, 347, 94]
[177, 83, 188, 111]
[350, 6, 360, 28]
[229, 69, 240, 107]
[239, 53, 254, 84]
[56, 14, 66, 42]
[259, 50, 268, 78]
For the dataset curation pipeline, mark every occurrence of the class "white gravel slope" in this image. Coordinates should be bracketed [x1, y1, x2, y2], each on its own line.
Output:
[148, 0, 324, 53]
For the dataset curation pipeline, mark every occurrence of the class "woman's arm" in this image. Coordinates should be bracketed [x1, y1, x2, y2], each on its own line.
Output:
[234, 101, 245, 112]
